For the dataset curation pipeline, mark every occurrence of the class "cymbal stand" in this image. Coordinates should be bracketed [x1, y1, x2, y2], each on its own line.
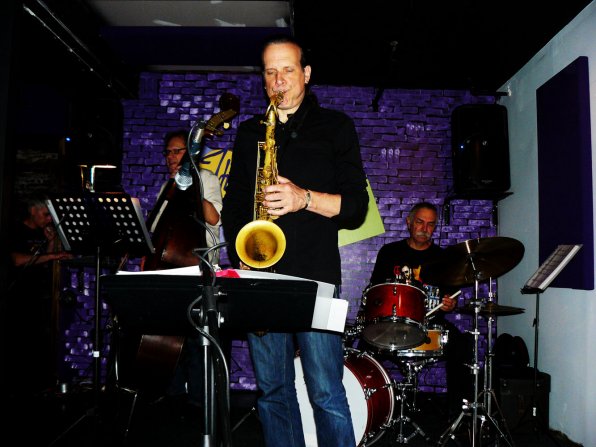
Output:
[438, 276, 513, 447]
[482, 280, 495, 415]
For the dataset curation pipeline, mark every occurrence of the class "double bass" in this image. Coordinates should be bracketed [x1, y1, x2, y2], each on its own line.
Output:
[132, 95, 239, 393]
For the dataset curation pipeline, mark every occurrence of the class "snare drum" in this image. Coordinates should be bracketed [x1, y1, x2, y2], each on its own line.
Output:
[395, 325, 449, 358]
[361, 281, 427, 351]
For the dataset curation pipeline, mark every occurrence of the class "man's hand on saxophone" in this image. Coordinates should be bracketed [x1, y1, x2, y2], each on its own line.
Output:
[263, 175, 342, 218]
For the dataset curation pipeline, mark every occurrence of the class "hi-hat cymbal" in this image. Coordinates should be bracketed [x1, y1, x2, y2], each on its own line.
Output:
[459, 301, 525, 317]
[421, 236, 525, 286]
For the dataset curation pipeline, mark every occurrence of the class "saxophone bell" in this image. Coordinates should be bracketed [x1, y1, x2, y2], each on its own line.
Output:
[235, 220, 286, 269]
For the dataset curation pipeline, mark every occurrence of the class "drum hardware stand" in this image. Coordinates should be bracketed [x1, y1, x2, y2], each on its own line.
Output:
[476, 281, 515, 446]
[396, 357, 438, 413]
[391, 381, 430, 444]
[389, 360, 433, 444]
[437, 278, 513, 447]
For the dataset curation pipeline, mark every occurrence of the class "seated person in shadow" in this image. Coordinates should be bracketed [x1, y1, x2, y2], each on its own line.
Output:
[4, 193, 72, 398]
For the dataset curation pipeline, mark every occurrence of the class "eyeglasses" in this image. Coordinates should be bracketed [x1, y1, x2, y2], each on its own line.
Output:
[162, 147, 186, 156]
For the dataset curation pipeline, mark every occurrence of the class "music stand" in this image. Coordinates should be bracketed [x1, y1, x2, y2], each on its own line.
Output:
[102, 274, 319, 333]
[520, 244, 582, 438]
[102, 272, 321, 446]
[46, 192, 154, 444]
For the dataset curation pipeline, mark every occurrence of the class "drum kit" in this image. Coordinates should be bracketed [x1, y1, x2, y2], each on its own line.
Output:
[335, 236, 526, 446]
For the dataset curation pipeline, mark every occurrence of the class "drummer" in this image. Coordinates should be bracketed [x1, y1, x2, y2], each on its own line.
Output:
[368, 201, 473, 418]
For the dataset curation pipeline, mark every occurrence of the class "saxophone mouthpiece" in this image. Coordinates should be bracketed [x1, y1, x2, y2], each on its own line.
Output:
[273, 91, 284, 104]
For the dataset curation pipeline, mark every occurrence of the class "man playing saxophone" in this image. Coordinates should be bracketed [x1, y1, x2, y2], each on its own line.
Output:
[222, 35, 369, 447]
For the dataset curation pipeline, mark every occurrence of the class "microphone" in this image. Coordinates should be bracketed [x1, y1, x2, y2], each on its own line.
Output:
[174, 151, 193, 190]
[174, 122, 205, 190]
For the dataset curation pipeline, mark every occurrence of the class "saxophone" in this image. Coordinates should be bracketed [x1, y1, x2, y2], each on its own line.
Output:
[235, 92, 287, 269]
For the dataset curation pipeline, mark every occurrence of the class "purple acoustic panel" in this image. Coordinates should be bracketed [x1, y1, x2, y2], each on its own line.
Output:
[536, 56, 593, 290]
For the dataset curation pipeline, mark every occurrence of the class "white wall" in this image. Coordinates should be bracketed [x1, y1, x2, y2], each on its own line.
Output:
[498, 2, 596, 444]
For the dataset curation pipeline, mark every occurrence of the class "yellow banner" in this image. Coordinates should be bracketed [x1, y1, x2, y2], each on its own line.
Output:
[338, 179, 385, 247]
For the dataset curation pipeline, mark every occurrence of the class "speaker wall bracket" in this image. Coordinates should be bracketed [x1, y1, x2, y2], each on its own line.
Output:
[444, 191, 513, 226]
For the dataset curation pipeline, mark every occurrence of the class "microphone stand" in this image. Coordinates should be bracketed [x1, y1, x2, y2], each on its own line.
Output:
[199, 261, 217, 447]
[183, 124, 232, 447]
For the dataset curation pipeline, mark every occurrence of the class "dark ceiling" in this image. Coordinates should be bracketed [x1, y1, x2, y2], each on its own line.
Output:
[14, 0, 594, 99]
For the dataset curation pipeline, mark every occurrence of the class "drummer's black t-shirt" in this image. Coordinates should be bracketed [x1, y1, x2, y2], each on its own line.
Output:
[369, 239, 458, 297]
[369, 239, 445, 285]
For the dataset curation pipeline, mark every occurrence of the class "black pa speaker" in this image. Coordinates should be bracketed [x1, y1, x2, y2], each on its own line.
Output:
[451, 104, 510, 194]
[66, 97, 123, 166]
[64, 97, 123, 191]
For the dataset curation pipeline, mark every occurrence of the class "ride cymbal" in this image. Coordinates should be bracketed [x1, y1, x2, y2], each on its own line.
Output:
[459, 301, 525, 317]
[421, 237, 525, 286]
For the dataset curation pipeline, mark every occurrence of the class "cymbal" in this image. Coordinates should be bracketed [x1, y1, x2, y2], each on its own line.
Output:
[459, 301, 525, 317]
[421, 237, 525, 286]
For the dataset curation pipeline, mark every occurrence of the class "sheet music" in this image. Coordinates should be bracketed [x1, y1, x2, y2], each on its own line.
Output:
[117, 265, 202, 276]
[522, 244, 582, 293]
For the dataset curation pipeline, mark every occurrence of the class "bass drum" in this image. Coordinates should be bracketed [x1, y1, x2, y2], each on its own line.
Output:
[295, 348, 394, 446]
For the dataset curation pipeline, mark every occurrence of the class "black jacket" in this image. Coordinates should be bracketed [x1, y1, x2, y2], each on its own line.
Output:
[222, 95, 368, 284]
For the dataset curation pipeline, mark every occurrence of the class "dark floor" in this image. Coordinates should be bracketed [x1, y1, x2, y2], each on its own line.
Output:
[5, 384, 580, 447]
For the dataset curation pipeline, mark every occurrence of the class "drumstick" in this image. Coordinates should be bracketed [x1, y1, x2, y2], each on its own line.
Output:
[426, 290, 462, 317]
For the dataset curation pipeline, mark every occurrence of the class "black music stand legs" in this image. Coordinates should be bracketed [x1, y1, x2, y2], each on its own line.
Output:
[93, 246, 102, 402]
[513, 293, 561, 445]
[48, 246, 107, 446]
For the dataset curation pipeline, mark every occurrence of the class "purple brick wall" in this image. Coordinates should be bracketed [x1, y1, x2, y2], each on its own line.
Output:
[61, 72, 500, 394]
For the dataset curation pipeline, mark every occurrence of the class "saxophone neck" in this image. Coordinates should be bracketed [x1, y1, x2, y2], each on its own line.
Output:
[264, 104, 277, 127]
